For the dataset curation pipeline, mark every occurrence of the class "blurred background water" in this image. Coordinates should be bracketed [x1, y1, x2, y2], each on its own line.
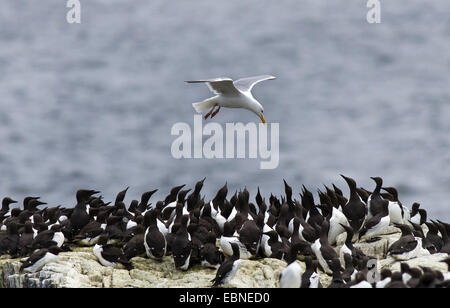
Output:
[0, 0, 449, 219]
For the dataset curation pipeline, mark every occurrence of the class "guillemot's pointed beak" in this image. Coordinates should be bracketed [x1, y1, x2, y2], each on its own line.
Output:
[259, 115, 266, 124]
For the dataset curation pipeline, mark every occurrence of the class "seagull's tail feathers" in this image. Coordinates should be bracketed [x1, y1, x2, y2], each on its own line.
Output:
[192, 98, 216, 113]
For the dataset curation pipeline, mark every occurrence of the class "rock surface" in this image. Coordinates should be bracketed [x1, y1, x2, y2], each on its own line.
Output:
[0, 228, 448, 288]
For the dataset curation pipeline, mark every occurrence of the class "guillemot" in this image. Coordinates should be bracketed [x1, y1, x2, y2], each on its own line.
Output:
[20, 246, 63, 273]
[359, 198, 390, 241]
[211, 242, 241, 287]
[367, 177, 385, 218]
[340, 175, 367, 232]
[143, 210, 167, 260]
[311, 220, 338, 274]
[93, 234, 132, 270]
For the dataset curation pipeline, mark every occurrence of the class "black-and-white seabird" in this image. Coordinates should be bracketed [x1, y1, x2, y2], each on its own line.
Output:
[0, 222, 20, 256]
[300, 256, 321, 288]
[211, 242, 241, 287]
[70, 189, 99, 232]
[340, 175, 367, 232]
[18, 221, 35, 256]
[425, 221, 443, 252]
[387, 224, 429, 260]
[93, 234, 132, 270]
[367, 177, 385, 218]
[172, 215, 193, 270]
[359, 198, 390, 241]
[199, 232, 223, 269]
[31, 224, 65, 249]
[0, 197, 18, 219]
[263, 230, 285, 259]
[238, 219, 261, 257]
[143, 210, 167, 260]
[311, 220, 339, 274]
[278, 243, 304, 288]
[339, 224, 365, 262]
[326, 258, 346, 288]
[349, 272, 372, 288]
[20, 245, 63, 273]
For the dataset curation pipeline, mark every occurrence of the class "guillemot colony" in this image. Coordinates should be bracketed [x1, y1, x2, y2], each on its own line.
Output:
[0, 175, 449, 288]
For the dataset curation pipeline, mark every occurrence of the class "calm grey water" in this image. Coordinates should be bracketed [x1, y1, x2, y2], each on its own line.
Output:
[0, 0, 449, 219]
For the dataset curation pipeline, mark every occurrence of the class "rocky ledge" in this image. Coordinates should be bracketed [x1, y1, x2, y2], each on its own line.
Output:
[0, 227, 447, 288]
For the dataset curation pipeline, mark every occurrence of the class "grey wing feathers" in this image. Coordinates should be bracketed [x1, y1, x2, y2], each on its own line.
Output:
[233, 75, 276, 92]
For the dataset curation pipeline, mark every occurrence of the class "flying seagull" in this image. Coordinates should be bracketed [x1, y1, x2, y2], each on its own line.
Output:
[186, 75, 276, 124]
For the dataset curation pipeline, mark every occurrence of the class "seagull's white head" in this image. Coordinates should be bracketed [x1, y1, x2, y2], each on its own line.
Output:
[248, 100, 266, 124]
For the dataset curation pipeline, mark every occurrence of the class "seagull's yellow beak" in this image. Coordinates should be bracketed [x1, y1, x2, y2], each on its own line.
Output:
[260, 115, 266, 124]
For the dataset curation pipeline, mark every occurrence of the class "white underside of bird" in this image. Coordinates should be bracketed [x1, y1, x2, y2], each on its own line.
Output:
[390, 237, 430, 261]
[328, 208, 350, 245]
[221, 259, 242, 286]
[361, 215, 391, 240]
[186, 75, 276, 123]
[388, 201, 404, 225]
[311, 239, 332, 274]
[350, 281, 373, 288]
[23, 252, 59, 273]
[93, 244, 117, 268]
[219, 236, 252, 259]
[279, 261, 302, 288]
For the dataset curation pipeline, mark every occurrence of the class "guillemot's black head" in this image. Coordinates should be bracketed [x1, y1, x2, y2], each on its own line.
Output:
[370, 177, 383, 189]
[340, 174, 356, 190]
[283, 179, 292, 200]
[23, 196, 40, 210]
[177, 189, 191, 204]
[76, 190, 100, 203]
[28, 199, 47, 210]
[382, 187, 399, 200]
[2, 197, 17, 209]
[115, 187, 129, 205]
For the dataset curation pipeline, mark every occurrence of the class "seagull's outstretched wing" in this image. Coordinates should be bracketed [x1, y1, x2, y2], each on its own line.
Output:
[233, 75, 276, 92]
[185, 78, 240, 95]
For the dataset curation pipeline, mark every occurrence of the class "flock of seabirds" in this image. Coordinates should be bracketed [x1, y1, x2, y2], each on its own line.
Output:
[0, 175, 450, 288]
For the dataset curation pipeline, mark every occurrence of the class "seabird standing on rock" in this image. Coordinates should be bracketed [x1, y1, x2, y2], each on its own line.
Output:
[0, 222, 20, 256]
[143, 210, 167, 260]
[20, 245, 63, 273]
[211, 242, 241, 287]
[278, 243, 304, 288]
[312, 220, 338, 274]
[410, 204, 427, 226]
[172, 215, 193, 270]
[340, 175, 367, 232]
[327, 258, 346, 288]
[387, 224, 429, 260]
[32, 224, 65, 249]
[425, 221, 443, 252]
[339, 224, 365, 263]
[367, 177, 385, 219]
[359, 197, 390, 241]
[93, 234, 132, 270]
[70, 190, 99, 233]
[300, 256, 321, 288]
[199, 232, 223, 269]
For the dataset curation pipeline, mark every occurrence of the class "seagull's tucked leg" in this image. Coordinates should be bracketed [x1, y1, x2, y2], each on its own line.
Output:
[211, 106, 221, 118]
[204, 105, 218, 119]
